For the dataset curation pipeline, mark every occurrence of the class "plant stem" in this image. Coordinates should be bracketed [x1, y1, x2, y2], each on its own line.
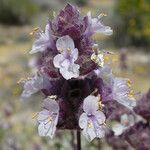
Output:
[77, 130, 81, 150]
[97, 140, 102, 150]
[71, 131, 75, 150]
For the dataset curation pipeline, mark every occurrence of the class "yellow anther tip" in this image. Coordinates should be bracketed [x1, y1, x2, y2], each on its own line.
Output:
[88, 121, 92, 128]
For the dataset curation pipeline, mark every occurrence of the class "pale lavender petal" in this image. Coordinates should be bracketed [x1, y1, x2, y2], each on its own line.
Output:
[95, 65, 113, 84]
[60, 59, 70, 68]
[38, 122, 47, 136]
[82, 119, 96, 141]
[37, 97, 59, 138]
[112, 123, 125, 136]
[38, 121, 56, 138]
[94, 24, 113, 35]
[30, 24, 52, 54]
[56, 35, 75, 52]
[21, 74, 43, 98]
[87, 12, 113, 36]
[83, 95, 98, 114]
[79, 113, 88, 129]
[53, 54, 65, 68]
[112, 77, 136, 109]
[94, 111, 106, 125]
[43, 97, 60, 113]
[71, 48, 79, 62]
[59, 63, 80, 80]
[37, 109, 49, 123]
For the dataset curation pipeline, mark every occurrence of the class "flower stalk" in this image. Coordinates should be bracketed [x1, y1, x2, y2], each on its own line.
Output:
[77, 130, 81, 150]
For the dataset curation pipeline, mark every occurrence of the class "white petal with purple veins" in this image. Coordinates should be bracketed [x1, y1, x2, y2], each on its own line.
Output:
[112, 77, 136, 109]
[37, 109, 49, 123]
[37, 97, 59, 138]
[94, 111, 106, 124]
[79, 95, 106, 141]
[53, 36, 80, 80]
[71, 48, 79, 62]
[82, 120, 96, 141]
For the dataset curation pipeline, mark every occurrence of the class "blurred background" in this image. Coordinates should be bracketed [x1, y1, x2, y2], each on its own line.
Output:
[0, 0, 150, 149]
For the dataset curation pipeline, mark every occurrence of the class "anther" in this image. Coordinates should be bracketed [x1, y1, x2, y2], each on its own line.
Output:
[88, 120, 92, 128]
[32, 112, 39, 119]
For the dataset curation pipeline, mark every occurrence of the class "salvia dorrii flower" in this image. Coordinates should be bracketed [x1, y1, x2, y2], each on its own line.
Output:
[21, 74, 44, 98]
[79, 95, 106, 141]
[112, 113, 135, 136]
[37, 97, 59, 138]
[21, 3, 138, 141]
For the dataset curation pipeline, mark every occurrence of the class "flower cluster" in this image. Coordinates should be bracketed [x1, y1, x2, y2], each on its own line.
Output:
[21, 4, 137, 141]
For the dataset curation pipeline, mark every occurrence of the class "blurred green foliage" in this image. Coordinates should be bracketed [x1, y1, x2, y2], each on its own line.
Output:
[75, 0, 89, 6]
[0, 0, 38, 25]
[68, 0, 89, 6]
[113, 0, 150, 47]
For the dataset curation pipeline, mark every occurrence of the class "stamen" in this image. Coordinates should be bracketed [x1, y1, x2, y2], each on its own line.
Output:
[32, 112, 39, 119]
[127, 79, 132, 87]
[98, 101, 104, 110]
[98, 13, 107, 19]
[96, 94, 104, 110]
[88, 120, 92, 128]
[29, 27, 39, 36]
[128, 90, 134, 98]
[17, 77, 31, 84]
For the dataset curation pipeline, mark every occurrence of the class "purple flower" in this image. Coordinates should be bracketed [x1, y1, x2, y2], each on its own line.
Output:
[37, 97, 59, 138]
[53, 35, 80, 80]
[30, 24, 54, 54]
[79, 95, 106, 141]
[20, 3, 140, 143]
[134, 89, 150, 121]
[21, 74, 44, 98]
[112, 113, 135, 136]
[85, 12, 113, 36]
[99, 76, 136, 109]
[111, 77, 136, 110]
